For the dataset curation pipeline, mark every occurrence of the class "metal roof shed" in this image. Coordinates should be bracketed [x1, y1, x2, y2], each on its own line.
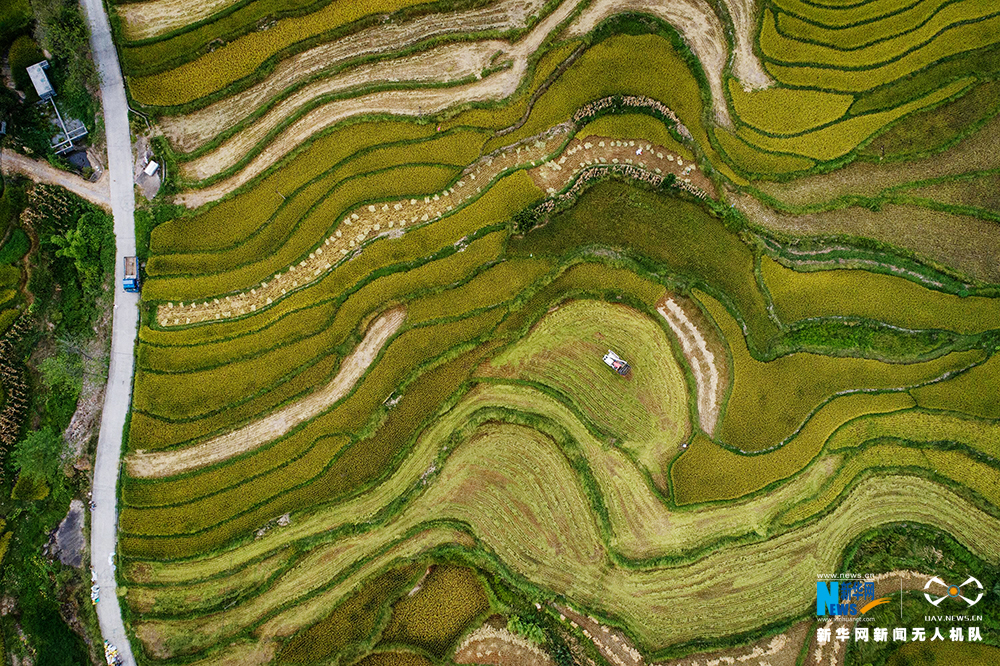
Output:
[27, 61, 55, 100]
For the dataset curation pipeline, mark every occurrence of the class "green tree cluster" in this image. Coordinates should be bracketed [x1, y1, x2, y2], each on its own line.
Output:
[50, 210, 112, 297]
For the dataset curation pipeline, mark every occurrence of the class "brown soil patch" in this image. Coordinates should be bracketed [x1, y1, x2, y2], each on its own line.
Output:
[127, 307, 406, 478]
[528, 135, 715, 197]
[1, 149, 110, 210]
[561, 0, 734, 125]
[118, 0, 237, 40]
[455, 622, 555, 666]
[655, 292, 726, 436]
[722, 0, 775, 91]
[172, 0, 580, 189]
[163, 126, 571, 324]
[161, 0, 547, 153]
[659, 621, 809, 666]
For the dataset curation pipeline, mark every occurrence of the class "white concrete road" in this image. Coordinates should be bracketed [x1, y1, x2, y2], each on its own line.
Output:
[80, 0, 139, 662]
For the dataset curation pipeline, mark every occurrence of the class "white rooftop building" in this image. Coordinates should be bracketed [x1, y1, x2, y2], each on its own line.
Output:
[26, 61, 54, 100]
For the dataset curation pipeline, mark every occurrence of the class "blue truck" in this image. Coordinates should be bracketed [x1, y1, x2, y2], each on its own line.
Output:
[123, 256, 140, 293]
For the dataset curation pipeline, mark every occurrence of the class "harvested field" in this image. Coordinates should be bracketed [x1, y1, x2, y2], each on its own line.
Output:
[481, 300, 690, 486]
[126, 0, 461, 103]
[527, 135, 715, 198]
[128, 307, 405, 478]
[117, 0, 237, 40]
[158, 164, 549, 324]
[576, 114, 693, 160]
[170, 37, 505, 170]
[757, 113, 1000, 207]
[455, 623, 555, 666]
[658, 620, 809, 666]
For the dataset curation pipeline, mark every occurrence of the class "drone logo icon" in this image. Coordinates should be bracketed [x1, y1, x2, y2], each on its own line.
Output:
[923, 576, 984, 607]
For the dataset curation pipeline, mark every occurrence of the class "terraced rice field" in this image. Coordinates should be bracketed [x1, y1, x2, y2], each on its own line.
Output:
[117, 0, 1000, 664]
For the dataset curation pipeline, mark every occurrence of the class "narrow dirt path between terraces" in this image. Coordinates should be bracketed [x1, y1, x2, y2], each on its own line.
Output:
[1, 149, 111, 209]
[127, 306, 406, 478]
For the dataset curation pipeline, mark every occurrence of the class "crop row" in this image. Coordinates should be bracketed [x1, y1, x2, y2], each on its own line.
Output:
[770, 0, 930, 29]
[764, 12, 1000, 92]
[121, 309, 503, 558]
[734, 78, 969, 162]
[150, 122, 450, 256]
[125, 0, 442, 101]
[154, 128, 487, 280]
[769, 1, 1000, 65]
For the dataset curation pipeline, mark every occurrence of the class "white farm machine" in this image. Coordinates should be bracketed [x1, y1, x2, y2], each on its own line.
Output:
[603, 350, 631, 376]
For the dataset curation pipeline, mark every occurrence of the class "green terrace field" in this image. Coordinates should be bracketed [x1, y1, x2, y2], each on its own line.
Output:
[117, 1, 1000, 665]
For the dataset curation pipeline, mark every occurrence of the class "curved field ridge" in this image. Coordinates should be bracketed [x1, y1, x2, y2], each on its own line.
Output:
[128, 307, 405, 477]
[169, 0, 580, 184]
[561, 0, 734, 125]
[128, 407, 1000, 658]
[482, 300, 690, 486]
[160, 0, 548, 153]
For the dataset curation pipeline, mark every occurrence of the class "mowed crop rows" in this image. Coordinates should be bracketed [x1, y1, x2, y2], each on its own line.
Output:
[118, 1, 1000, 665]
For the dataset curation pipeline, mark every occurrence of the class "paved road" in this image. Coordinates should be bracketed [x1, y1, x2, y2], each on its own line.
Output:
[79, 0, 139, 663]
[0, 148, 111, 209]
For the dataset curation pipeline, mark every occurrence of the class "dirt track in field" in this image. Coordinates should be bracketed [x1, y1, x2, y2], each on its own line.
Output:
[455, 623, 555, 666]
[1, 149, 111, 209]
[127, 307, 405, 478]
[173, 0, 580, 190]
[164, 127, 570, 323]
[161, 0, 548, 154]
[655, 293, 724, 436]
[561, 0, 734, 125]
[118, 0, 237, 40]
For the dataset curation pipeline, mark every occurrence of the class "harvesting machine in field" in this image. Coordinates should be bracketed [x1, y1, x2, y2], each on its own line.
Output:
[603, 350, 631, 376]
